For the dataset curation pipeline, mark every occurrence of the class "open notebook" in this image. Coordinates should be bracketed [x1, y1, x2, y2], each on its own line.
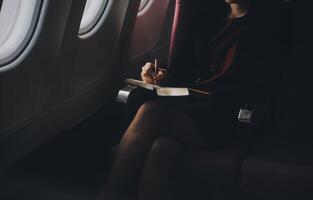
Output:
[125, 78, 212, 97]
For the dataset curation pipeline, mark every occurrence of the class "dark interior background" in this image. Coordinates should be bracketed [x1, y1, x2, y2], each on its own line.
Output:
[1, 1, 311, 200]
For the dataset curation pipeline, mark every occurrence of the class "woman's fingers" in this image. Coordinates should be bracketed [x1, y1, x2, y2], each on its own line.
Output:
[141, 63, 168, 84]
[141, 71, 154, 83]
[156, 68, 168, 85]
[141, 62, 155, 84]
[156, 70, 165, 79]
[142, 63, 156, 77]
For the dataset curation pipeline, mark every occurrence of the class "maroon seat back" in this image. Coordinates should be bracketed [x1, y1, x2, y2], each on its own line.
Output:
[168, 0, 192, 66]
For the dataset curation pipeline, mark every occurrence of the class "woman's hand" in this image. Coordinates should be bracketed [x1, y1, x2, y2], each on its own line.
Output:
[141, 62, 168, 85]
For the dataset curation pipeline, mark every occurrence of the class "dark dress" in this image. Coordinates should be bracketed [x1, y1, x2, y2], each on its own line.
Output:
[164, 0, 291, 144]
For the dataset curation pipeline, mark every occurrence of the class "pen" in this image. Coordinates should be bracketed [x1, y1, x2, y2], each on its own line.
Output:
[188, 88, 211, 95]
[154, 59, 158, 85]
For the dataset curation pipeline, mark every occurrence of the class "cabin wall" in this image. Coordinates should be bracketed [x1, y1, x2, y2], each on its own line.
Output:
[0, 0, 140, 170]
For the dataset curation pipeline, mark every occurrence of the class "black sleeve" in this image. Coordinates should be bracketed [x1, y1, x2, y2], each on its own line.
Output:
[167, 32, 199, 86]
[167, 0, 230, 87]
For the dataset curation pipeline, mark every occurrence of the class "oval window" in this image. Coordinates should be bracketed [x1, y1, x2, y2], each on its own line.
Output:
[0, 0, 43, 67]
[138, 0, 150, 12]
[79, 0, 109, 36]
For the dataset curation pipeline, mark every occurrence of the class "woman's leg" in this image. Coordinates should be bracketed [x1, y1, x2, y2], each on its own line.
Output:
[138, 137, 182, 200]
[136, 102, 238, 200]
[99, 101, 200, 199]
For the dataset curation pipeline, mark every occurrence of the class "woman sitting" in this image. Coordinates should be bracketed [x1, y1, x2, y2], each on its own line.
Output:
[99, 0, 290, 199]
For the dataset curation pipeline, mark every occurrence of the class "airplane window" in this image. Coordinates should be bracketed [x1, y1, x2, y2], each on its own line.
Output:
[79, 0, 109, 37]
[138, 0, 150, 13]
[0, 0, 43, 67]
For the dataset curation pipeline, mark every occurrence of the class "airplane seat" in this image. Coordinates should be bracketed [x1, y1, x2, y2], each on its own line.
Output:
[240, 54, 313, 200]
[240, 1, 313, 199]
[115, 0, 292, 199]
[168, 0, 285, 141]
[167, 0, 292, 199]
[165, 1, 251, 199]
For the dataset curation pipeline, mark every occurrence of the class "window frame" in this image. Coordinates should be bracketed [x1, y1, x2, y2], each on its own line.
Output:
[0, 0, 47, 72]
[137, 0, 154, 16]
[138, 0, 150, 13]
[78, 0, 112, 39]
[0, 0, 3, 11]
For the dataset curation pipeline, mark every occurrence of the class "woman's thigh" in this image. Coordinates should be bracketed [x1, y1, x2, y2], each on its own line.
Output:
[134, 100, 235, 149]
[182, 100, 238, 147]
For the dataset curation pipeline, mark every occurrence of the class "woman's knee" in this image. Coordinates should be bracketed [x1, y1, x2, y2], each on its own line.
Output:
[150, 137, 181, 157]
[137, 101, 172, 117]
[129, 101, 169, 132]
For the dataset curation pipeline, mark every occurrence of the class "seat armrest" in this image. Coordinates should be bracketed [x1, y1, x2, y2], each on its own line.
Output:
[116, 85, 156, 114]
[117, 85, 274, 142]
[236, 100, 274, 142]
[238, 104, 264, 124]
